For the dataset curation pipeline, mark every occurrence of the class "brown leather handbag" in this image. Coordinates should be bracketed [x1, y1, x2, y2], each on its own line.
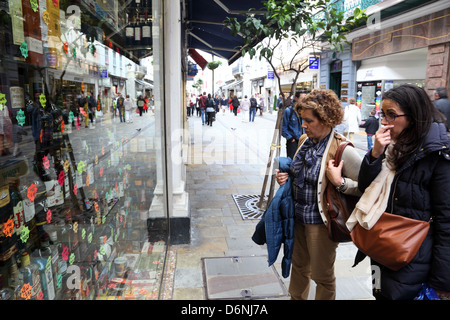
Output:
[350, 212, 431, 271]
[326, 142, 360, 242]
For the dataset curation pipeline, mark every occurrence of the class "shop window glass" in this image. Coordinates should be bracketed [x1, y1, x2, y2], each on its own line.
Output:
[0, 0, 168, 300]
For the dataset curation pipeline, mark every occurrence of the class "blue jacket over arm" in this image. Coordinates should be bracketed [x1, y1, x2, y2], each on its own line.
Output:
[252, 157, 295, 278]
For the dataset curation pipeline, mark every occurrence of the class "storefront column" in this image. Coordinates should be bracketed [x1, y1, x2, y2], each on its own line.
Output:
[148, 0, 190, 244]
[425, 43, 450, 98]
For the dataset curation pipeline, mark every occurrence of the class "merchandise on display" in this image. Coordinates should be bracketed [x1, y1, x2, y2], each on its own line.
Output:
[0, 0, 166, 300]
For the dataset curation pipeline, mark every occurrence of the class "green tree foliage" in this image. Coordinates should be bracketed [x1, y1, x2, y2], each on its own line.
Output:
[226, 0, 366, 105]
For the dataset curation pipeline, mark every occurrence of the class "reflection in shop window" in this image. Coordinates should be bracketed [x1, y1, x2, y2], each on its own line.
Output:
[0, 0, 168, 300]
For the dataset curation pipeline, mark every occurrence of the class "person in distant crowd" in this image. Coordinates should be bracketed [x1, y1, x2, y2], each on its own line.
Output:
[249, 95, 258, 122]
[137, 95, 146, 116]
[220, 96, 228, 115]
[87, 91, 97, 127]
[350, 84, 450, 300]
[144, 95, 149, 113]
[433, 86, 450, 131]
[282, 91, 305, 159]
[185, 93, 191, 117]
[240, 95, 250, 122]
[258, 94, 265, 116]
[359, 109, 379, 151]
[150, 95, 155, 114]
[198, 92, 207, 125]
[275, 89, 362, 300]
[111, 94, 117, 120]
[214, 94, 220, 111]
[190, 93, 196, 117]
[277, 93, 284, 110]
[77, 91, 88, 128]
[231, 95, 240, 116]
[124, 94, 134, 123]
[205, 94, 216, 126]
[116, 93, 125, 122]
[344, 97, 361, 142]
[196, 94, 201, 117]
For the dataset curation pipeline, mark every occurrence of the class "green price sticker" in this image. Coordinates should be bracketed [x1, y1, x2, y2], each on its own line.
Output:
[77, 161, 85, 174]
[46, 256, 51, 270]
[20, 42, 28, 59]
[57, 274, 63, 288]
[69, 253, 75, 265]
[30, 0, 38, 12]
[20, 226, 30, 243]
[16, 110, 26, 126]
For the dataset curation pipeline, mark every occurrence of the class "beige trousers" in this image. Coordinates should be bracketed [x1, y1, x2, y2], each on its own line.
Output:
[289, 222, 338, 300]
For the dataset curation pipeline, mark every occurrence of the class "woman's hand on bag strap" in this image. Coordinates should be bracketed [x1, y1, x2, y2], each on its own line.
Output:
[326, 159, 344, 187]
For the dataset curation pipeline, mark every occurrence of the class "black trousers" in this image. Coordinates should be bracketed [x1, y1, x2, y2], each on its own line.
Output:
[207, 111, 215, 126]
[286, 138, 299, 159]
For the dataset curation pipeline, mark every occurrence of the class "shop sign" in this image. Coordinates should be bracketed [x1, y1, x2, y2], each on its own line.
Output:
[10, 87, 24, 109]
[25, 37, 44, 54]
[309, 57, 319, 69]
[267, 71, 274, 79]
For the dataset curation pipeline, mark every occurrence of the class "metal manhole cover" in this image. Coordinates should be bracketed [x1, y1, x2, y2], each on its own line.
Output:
[232, 194, 267, 220]
[201, 256, 288, 300]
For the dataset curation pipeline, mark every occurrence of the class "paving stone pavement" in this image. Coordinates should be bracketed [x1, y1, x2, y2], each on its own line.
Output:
[171, 109, 374, 300]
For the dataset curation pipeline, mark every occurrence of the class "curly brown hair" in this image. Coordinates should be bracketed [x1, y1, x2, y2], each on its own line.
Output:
[295, 89, 343, 128]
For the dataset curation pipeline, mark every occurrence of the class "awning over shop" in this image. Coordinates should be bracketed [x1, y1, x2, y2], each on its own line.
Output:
[185, 0, 266, 65]
[135, 79, 153, 88]
[221, 79, 243, 90]
[188, 49, 208, 70]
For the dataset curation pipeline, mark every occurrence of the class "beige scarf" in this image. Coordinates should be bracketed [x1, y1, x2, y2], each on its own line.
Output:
[346, 145, 396, 231]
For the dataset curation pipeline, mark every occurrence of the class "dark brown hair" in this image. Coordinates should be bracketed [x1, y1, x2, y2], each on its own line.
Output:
[382, 84, 445, 169]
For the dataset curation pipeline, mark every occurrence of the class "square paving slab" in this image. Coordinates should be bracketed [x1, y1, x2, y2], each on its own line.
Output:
[202, 256, 288, 300]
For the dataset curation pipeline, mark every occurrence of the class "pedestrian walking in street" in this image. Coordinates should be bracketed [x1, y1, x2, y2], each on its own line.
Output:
[344, 98, 361, 142]
[258, 94, 265, 116]
[116, 93, 125, 122]
[111, 94, 117, 120]
[124, 94, 134, 123]
[275, 89, 362, 300]
[282, 91, 304, 159]
[196, 94, 202, 117]
[87, 91, 97, 127]
[190, 93, 196, 117]
[348, 84, 450, 300]
[231, 95, 239, 117]
[433, 86, 450, 131]
[249, 95, 258, 122]
[137, 95, 146, 117]
[220, 96, 227, 115]
[198, 92, 207, 125]
[77, 91, 89, 128]
[240, 95, 250, 122]
[359, 109, 379, 151]
[205, 94, 216, 126]
[276, 93, 284, 110]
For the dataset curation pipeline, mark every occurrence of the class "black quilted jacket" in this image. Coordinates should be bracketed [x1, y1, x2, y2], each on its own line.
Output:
[357, 122, 450, 300]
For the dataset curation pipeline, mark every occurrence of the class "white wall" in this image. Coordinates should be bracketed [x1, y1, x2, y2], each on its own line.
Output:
[356, 48, 428, 82]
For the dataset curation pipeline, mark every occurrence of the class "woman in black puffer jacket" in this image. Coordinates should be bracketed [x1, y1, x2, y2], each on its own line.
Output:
[355, 84, 450, 300]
